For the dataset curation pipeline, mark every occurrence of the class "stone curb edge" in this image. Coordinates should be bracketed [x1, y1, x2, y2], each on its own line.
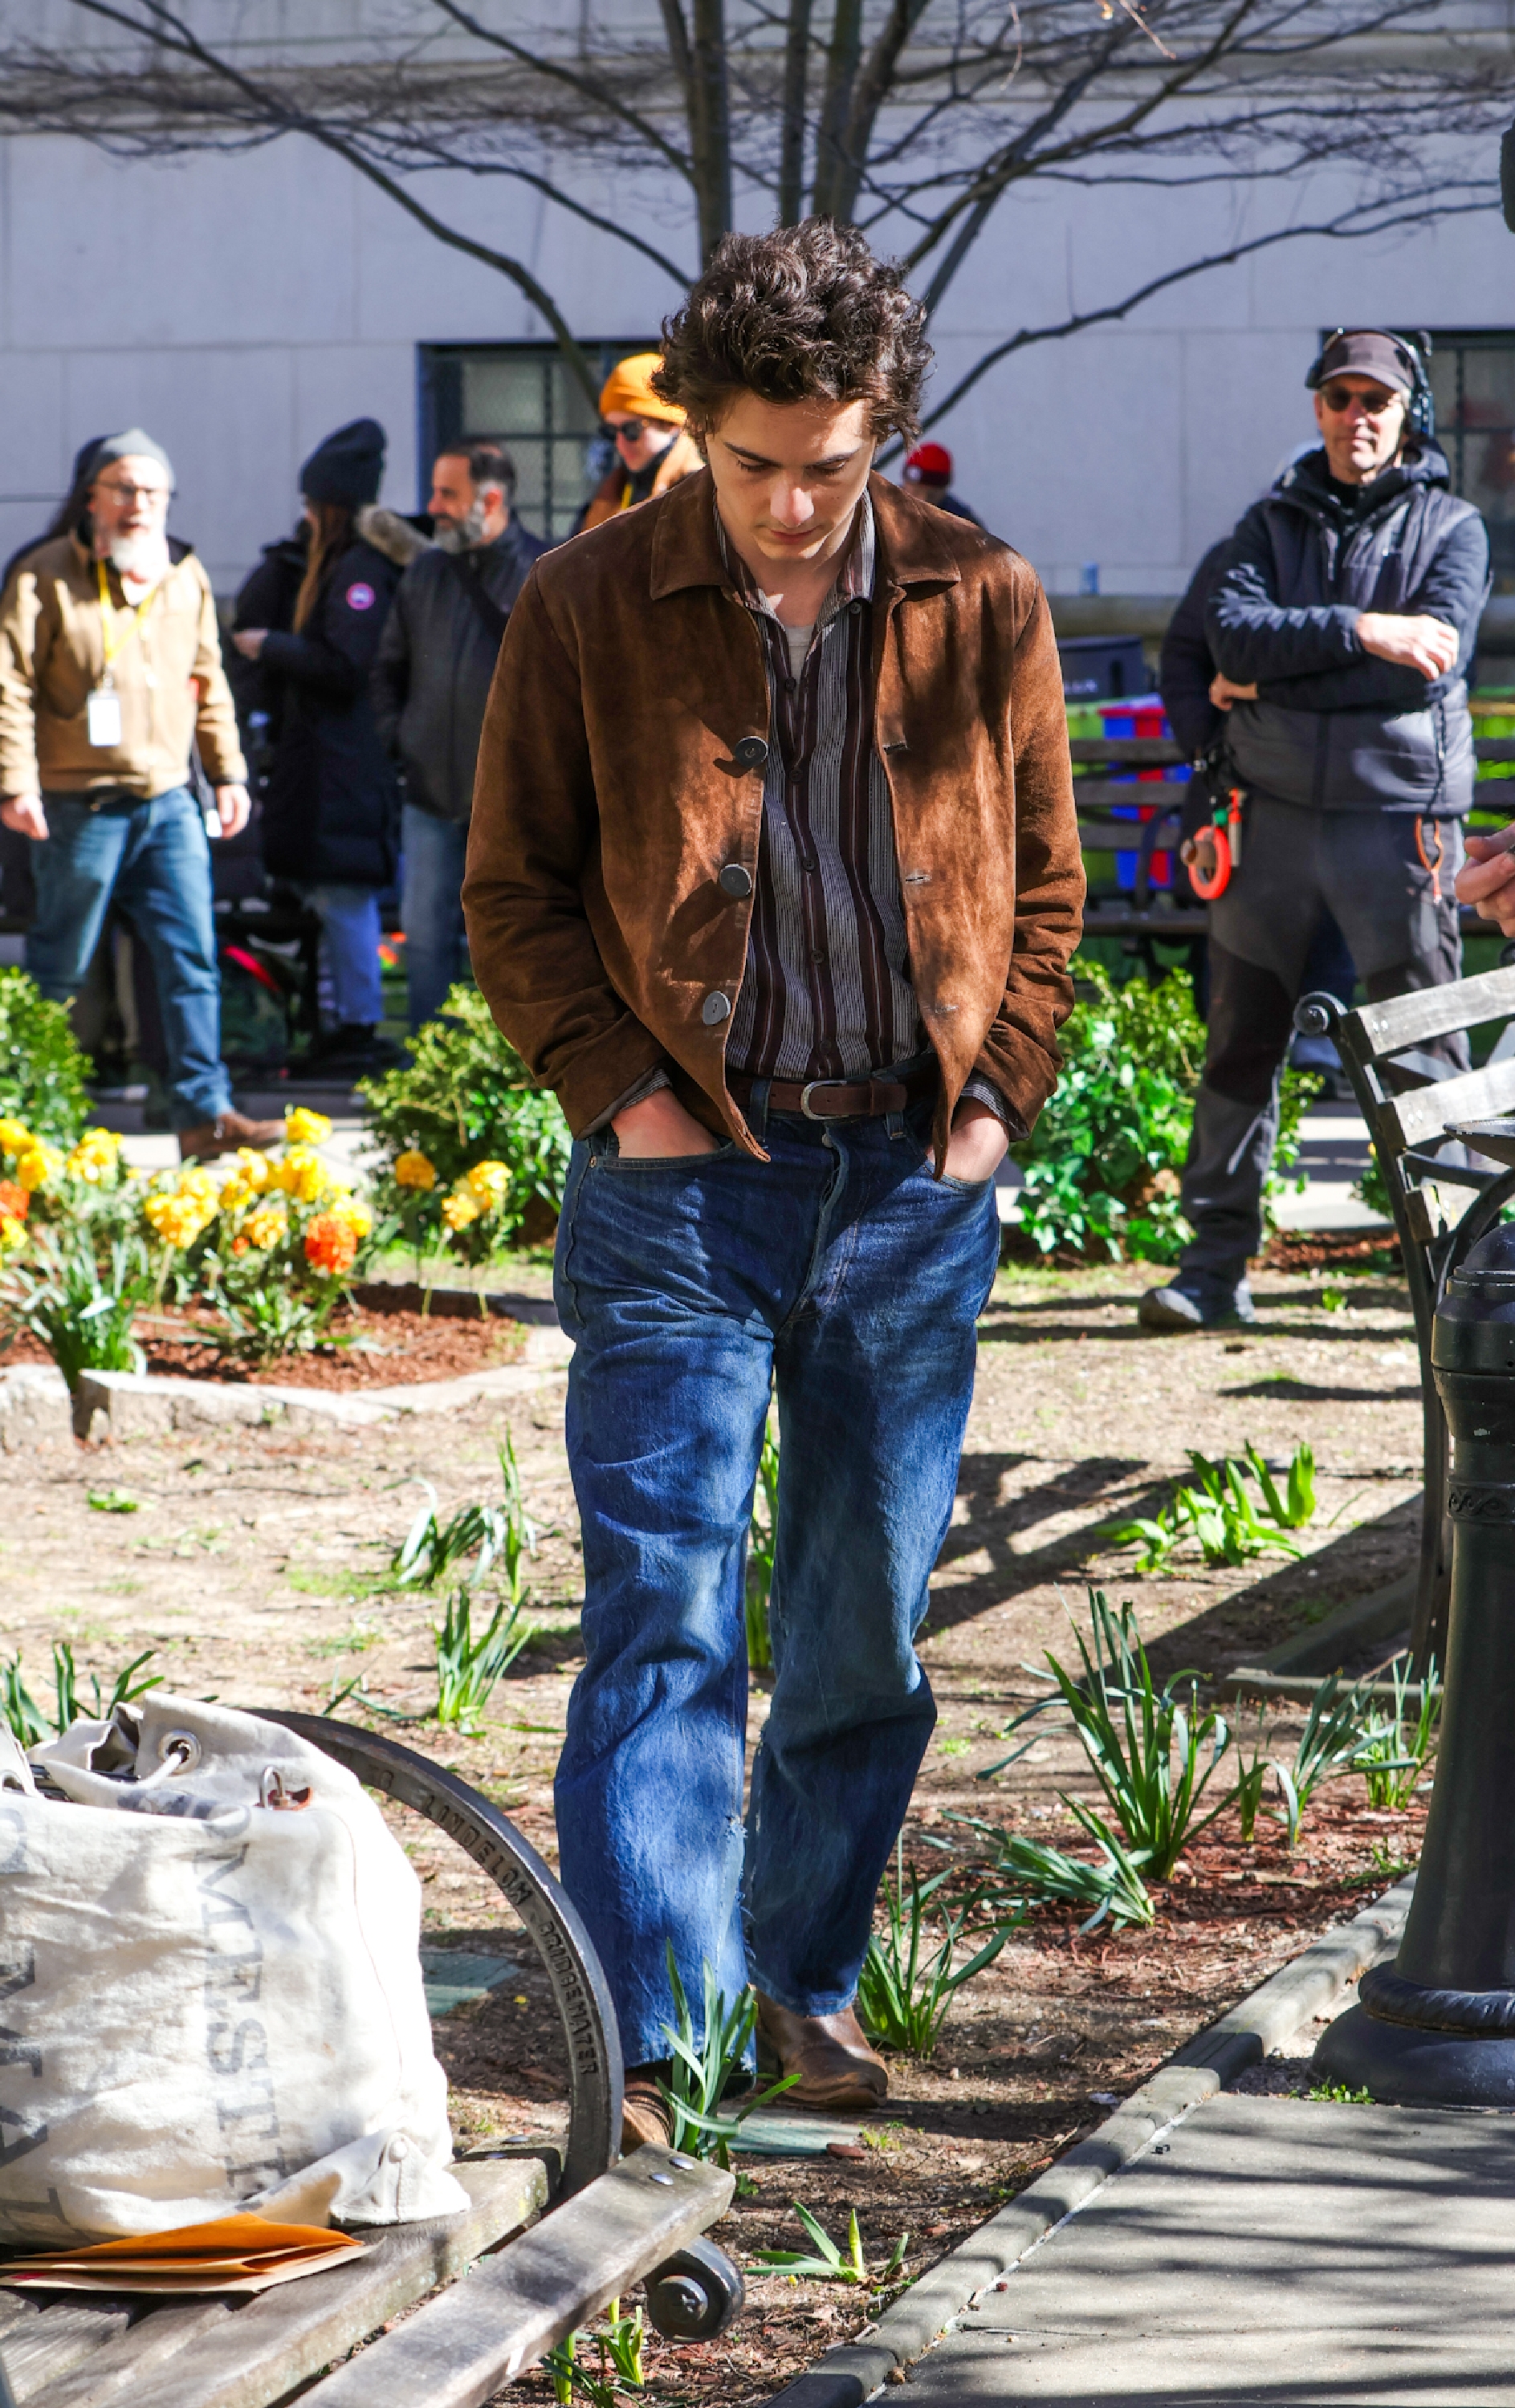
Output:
[763, 1875, 1415, 2406]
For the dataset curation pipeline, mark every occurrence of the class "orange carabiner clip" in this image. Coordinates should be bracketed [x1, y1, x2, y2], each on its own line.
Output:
[1183, 824, 1232, 901]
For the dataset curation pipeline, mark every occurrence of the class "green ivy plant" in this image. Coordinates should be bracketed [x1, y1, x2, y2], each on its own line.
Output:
[0, 969, 91, 1145]
[1012, 963, 1315, 1264]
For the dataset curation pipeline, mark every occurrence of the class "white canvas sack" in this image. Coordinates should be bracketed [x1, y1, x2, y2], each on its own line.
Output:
[0, 1694, 468, 2247]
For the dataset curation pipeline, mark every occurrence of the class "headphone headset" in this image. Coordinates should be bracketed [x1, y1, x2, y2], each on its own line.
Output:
[1305, 327, 1436, 440]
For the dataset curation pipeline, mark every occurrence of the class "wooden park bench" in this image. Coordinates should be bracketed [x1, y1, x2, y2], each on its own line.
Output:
[0, 1716, 741, 2408]
[1293, 962, 1515, 1677]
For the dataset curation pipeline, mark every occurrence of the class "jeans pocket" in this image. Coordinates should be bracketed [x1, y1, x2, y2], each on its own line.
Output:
[598, 1141, 739, 1172]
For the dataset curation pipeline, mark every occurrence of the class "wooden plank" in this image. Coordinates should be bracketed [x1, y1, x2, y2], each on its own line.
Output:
[1385, 1057, 1515, 1153]
[24, 2300, 234, 2408]
[1069, 738, 1184, 767]
[2, 2301, 140, 2403]
[31, 2159, 547, 2408]
[1071, 780, 1188, 812]
[299, 2147, 734, 2408]
[1350, 966, 1515, 1060]
[1077, 820, 1183, 852]
[1475, 740, 1515, 763]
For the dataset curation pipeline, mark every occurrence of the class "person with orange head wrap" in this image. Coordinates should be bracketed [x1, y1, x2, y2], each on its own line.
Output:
[578, 352, 703, 531]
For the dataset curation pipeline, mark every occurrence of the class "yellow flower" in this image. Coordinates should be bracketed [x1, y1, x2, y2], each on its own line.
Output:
[16, 1143, 62, 1194]
[274, 1146, 329, 1203]
[67, 1127, 122, 1183]
[394, 1149, 436, 1191]
[285, 1107, 332, 1146]
[328, 1194, 373, 1240]
[176, 1165, 220, 1209]
[0, 1213, 25, 1253]
[0, 1119, 31, 1158]
[218, 1178, 254, 1214]
[234, 1148, 272, 1193]
[442, 1190, 481, 1231]
[242, 1202, 290, 1251]
[144, 1192, 213, 1248]
[463, 1159, 510, 1208]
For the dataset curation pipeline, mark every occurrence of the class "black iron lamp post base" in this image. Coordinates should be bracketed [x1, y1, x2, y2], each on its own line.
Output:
[1315, 1967, 1515, 2107]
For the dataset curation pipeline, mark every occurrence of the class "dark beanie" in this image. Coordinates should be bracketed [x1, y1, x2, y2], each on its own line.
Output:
[300, 418, 386, 508]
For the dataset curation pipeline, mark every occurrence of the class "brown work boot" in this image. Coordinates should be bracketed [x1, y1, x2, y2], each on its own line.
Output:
[621, 2067, 674, 2155]
[177, 1109, 286, 1162]
[755, 1993, 888, 2112]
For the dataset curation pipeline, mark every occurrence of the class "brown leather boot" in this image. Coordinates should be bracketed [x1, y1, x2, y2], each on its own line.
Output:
[755, 1993, 888, 2112]
[621, 2069, 674, 2155]
[177, 1109, 287, 1161]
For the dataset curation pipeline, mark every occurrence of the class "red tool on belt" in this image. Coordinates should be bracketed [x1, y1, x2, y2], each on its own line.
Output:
[1181, 789, 1245, 901]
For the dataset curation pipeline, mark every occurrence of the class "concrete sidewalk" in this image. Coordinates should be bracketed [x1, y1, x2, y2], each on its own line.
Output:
[906, 2089, 1515, 2402]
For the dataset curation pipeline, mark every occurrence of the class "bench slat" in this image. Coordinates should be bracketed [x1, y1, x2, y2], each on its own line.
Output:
[1383, 1057, 1515, 1152]
[299, 2147, 733, 2408]
[2, 2298, 141, 2401]
[1348, 966, 1515, 1060]
[1073, 781, 1187, 811]
[23, 2158, 545, 2408]
[1068, 738, 1183, 766]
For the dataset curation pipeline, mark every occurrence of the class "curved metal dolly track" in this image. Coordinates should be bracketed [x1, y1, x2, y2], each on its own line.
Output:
[263, 1711, 622, 2202]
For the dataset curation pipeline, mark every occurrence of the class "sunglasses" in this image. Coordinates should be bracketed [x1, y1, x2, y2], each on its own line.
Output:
[1320, 384, 1401, 417]
[609, 417, 649, 441]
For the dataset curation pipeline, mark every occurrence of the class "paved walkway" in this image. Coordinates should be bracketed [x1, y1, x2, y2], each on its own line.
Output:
[907, 2090, 1515, 2403]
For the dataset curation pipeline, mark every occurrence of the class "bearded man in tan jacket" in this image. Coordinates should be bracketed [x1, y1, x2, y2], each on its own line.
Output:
[0, 429, 279, 1158]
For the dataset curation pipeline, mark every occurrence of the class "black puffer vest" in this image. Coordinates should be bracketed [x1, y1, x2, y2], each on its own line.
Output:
[1224, 446, 1484, 816]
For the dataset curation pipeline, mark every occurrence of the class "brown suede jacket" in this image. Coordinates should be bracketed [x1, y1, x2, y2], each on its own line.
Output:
[463, 469, 1084, 1164]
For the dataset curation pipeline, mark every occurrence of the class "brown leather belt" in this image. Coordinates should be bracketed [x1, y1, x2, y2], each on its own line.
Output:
[727, 1064, 939, 1121]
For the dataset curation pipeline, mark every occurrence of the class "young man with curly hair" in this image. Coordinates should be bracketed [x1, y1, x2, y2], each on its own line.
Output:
[464, 221, 1083, 2146]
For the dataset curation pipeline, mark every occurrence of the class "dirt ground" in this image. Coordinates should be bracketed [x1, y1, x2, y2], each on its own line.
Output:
[0, 1252, 1429, 2402]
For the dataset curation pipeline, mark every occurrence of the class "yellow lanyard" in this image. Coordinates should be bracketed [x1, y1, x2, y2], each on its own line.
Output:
[96, 558, 160, 685]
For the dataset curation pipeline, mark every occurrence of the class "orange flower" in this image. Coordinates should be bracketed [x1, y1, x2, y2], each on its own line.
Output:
[303, 1212, 359, 1279]
[0, 1179, 27, 1221]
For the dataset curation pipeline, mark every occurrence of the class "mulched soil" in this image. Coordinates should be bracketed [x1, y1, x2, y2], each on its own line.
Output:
[1, 1301, 526, 1389]
[0, 1255, 1433, 2403]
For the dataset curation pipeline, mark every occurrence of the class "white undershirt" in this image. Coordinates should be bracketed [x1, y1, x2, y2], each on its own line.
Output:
[782, 622, 815, 681]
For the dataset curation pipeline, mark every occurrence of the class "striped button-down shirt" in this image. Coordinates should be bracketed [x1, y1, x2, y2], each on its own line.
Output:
[721, 494, 926, 1083]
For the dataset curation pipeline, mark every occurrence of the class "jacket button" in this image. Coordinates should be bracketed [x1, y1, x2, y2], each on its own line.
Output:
[702, 992, 732, 1027]
[731, 736, 769, 771]
[718, 863, 753, 899]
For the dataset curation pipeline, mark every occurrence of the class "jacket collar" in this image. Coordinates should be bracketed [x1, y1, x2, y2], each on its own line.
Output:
[649, 465, 962, 602]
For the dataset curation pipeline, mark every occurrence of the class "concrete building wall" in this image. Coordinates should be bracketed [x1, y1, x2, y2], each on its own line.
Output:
[0, 124, 1510, 597]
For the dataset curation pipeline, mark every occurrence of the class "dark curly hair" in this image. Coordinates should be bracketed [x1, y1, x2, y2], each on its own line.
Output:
[653, 220, 931, 441]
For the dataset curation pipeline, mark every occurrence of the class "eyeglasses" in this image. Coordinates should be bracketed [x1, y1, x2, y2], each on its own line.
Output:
[94, 481, 169, 502]
[1319, 385, 1401, 417]
[609, 418, 647, 441]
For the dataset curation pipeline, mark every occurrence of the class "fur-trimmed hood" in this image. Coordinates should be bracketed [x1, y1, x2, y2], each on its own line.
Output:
[356, 505, 434, 568]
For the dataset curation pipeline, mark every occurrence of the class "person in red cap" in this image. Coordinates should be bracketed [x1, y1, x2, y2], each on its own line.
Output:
[1140, 327, 1489, 1334]
[902, 440, 984, 527]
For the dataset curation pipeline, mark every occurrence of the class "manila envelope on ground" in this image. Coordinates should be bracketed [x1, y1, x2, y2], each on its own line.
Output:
[0, 2214, 365, 2295]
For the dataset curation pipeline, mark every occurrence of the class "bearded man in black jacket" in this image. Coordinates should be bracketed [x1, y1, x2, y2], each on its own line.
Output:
[372, 440, 546, 1031]
[1140, 329, 1490, 1332]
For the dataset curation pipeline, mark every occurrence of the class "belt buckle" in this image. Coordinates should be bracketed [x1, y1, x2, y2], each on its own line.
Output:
[799, 1080, 849, 1121]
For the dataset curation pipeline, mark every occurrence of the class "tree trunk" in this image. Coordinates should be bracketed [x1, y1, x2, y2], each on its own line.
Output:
[690, 0, 734, 261]
[779, 0, 814, 225]
[810, 0, 862, 222]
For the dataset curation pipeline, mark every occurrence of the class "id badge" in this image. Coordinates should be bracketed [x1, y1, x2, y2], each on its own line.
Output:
[86, 687, 123, 748]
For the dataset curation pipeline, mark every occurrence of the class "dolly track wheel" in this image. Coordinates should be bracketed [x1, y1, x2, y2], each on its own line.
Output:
[645, 2235, 746, 2340]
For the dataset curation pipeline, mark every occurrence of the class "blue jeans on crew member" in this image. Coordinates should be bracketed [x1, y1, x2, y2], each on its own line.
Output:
[552, 1096, 1000, 2066]
[401, 802, 470, 1032]
[26, 787, 231, 1133]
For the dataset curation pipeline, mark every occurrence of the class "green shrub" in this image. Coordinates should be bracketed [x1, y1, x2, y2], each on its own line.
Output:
[358, 986, 572, 1256]
[1013, 963, 1316, 1263]
[0, 970, 91, 1145]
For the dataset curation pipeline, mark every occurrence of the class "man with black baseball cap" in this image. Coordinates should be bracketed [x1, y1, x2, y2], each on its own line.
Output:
[1140, 328, 1490, 1332]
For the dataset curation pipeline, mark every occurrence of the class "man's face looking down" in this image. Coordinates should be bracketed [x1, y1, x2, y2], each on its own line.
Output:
[1313, 375, 1408, 486]
[700, 393, 876, 586]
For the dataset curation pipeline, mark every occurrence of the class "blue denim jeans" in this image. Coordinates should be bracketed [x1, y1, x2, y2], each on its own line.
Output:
[401, 804, 469, 1031]
[27, 787, 230, 1131]
[293, 883, 385, 1026]
[552, 1100, 1000, 2064]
